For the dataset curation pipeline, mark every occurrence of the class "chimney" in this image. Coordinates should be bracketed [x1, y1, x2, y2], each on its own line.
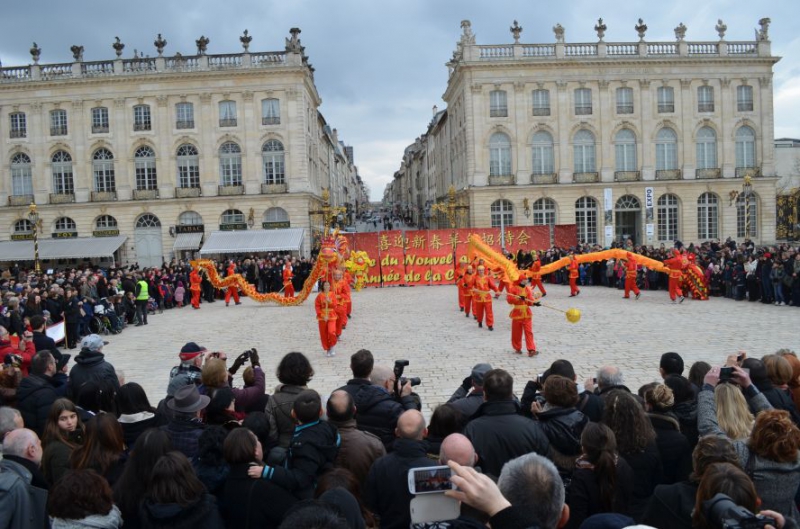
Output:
[332, 128, 339, 146]
[432, 105, 438, 116]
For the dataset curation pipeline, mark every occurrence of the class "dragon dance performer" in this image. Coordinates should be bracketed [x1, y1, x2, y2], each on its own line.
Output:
[663, 249, 686, 304]
[455, 258, 469, 312]
[506, 276, 541, 356]
[332, 268, 350, 336]
[189, 268, 202, 309]
[528, 252, 547, 296]
[315, 280, 338, 357]
[623, 252, 641, 300]
[472, 265, 499, 330]
[343, 268, 354, 318]
[282, 262, 295, 298]
[224, 261, 242, 306]
[568, 254, 581, 297]
[460, 265, 476, 318]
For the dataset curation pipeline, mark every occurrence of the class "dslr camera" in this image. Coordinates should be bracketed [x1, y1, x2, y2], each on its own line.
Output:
[703, 493, 776, 529]
[393, 360, 421, 396]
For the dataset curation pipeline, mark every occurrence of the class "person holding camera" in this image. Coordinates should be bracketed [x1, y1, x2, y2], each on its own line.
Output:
[352, 364, 420, 450]
[447, 363, 492, 420]
[227, 348, 266, 413]
[0, 325, 35, 377]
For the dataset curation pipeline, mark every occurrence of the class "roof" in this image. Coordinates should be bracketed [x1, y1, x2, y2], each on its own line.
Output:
[173, 232, 203, 251]
[0, 235, 127, 261]
[199, 228, 304, 255]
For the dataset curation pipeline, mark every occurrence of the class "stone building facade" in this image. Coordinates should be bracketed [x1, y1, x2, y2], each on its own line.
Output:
[0, 29, 367, 267]
[386, 18, 783, 247]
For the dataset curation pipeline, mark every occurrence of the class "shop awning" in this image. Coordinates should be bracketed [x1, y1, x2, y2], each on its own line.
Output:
[199, 228, 304, 255]
[0, 235, 127, 261]
[173, 232, 203, 251]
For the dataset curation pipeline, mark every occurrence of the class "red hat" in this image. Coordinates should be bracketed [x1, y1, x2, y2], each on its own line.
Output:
[179, 342, 207, 361]
[765, 252, 771, 258]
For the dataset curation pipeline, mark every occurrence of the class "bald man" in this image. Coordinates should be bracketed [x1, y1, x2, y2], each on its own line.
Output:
[352, 365, 419, 450]
[439, 433, 478, 468]
[1, 428, 48, 491]
[365, 410, 436, 529]
[326, 389, 386, 486]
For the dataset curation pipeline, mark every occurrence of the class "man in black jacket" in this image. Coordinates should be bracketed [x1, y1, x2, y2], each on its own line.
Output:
[464, 369, 551, 479]
[339, 349, 374, 398]
[68, 334, 119, 399]
[352, 365, 418, 449]
[30, 315, 60, 357]
[364, 410, 435, 529]
[16, 351, 59, 436]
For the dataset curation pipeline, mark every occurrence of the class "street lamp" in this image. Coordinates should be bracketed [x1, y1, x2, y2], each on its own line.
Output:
[27, 202, 41, 274]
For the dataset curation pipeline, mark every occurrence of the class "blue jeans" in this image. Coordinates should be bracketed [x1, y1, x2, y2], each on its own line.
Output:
[774, 283, 785, 304]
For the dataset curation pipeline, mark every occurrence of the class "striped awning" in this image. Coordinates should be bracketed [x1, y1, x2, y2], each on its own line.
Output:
[199, 228, 304, 255]
[0, 235, 127, 261]
[173, 232, 203, 251]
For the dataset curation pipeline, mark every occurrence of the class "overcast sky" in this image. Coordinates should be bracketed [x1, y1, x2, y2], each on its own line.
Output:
[2, 1, 798, 200]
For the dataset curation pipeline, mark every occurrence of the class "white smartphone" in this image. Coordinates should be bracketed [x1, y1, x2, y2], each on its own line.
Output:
[408, 465, 454, 495]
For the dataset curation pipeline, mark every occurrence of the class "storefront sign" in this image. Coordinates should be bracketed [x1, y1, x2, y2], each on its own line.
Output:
[219, 223, 248, 231]
[262, 221, 291, 230]
[176, 224, 204, 234]
[52, 231, 78, 238]
[11, 233, 33, 241]
[93, 229, 120, 237]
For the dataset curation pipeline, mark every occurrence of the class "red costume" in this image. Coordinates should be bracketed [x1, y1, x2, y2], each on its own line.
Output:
[460, 269, 475, 317]
[623, 253, 641, 299]
[189, 269, 202, 309]
[343, 271, 354, 316]
[472, 270, 499, 330]
[455, 263, 468, 311]
[529, 258, 547, 296]
[224, 263, 241, 305]
[663, 251, 685, 302]
[506, 282, 538, 355]
[282, 266, 295, 298]
[332, 277, 350, 336]
[315, 290, 338, 353]
[568, 257, 580, 296]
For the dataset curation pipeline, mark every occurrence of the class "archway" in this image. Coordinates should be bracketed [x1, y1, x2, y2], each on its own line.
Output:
[615, 195, 641, 245]
[134, 214, 163, 268]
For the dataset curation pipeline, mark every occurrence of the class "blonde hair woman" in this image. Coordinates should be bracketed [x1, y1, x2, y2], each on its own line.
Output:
[714, 382, 754, 441]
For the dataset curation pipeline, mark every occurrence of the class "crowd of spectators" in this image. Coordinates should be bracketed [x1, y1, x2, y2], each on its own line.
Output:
[2, 335, 799, 528]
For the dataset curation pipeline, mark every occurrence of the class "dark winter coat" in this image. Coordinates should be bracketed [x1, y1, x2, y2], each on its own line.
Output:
[671, 399, 699, 448]
[352, 384, 418, 449]
[564, 457, 635, 529]
[647, 412, 692, 484]
[329, 418, 386, 486]
[640, 481, 697, 529]
[16, 373, 59, 436]
[620, 441, 663, 521]
[139, 493, 224, 529]
[221, 463, 298, 529]
[265, 383, 305, 449]
[536, 406, 589, 457]
[68, 348, 119, 399]
[159, 418, 205, 460]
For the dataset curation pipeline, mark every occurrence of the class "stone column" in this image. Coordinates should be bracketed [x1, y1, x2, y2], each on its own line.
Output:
[556, 81, 570, 183]
[759, 76, 776, 177]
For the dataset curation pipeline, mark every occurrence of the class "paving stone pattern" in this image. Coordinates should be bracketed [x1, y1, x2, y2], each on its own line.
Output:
[107, 283, 799, 417]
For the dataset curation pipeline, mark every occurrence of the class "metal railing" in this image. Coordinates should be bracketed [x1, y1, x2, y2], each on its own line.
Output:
[8, 194, 34, 206]
[218, 184, 244, 196]
[698, 102, 715, 113]
[50, 126, 68, 136]
[575, 105, 592, 116]
[735, 166, 761, 178]
[219, 118, 237, 127]
[49, 193, 75, 204]
[91, 191, 117, 201]
[655, 169, 682, 181]
[176, 187, 201, 198]
[133, 189, 158, 200]
[572, 172, 599, 183]
[92, 125, 109, 134]
[531, 173, 558, 185]
[262, 117, 280, 125]
[533, 107, 550, 116]
[614, 171, 641, 182]
[261, 183, 287, 194]
[489, 108, 508, 117]
[617, 104, 634, 114]
[696, 168, 721, 179]
[657, 103, 674, 113]
[488, 175, 515, 186]
[176, 120, 195, 130]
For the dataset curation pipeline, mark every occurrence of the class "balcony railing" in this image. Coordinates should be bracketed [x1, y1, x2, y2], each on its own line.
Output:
[698, 103, 715, 113]
[530, 173, 557, 185]
[262, 117, 280, 126]
[655, 169, 682, 181]
[133, 189, 158, 200]
[10, 129, 26, 138]
[489, 108, 508, 118]
[573, 172, 599, 183]
[133, 122, 151, 131]
[8, 194, 34, 206]
[92, 125, 109, 134]
[49, 193, 75, 204]
[657, 104, 674, 113]
[261, 183, 287, 194]
[488, 175, 515, 186]
[219, 118, 237, 127]
[50, 126, 67, 136]
[532, 107, 550, 116]
[614, 171, 641, 182]
[735, 166, 761, 178]
[616, 104, 634, 114]
[738, 101, 754, 112]
[696, 168, 721, 179]
[176, 186, 202, 198]
[575, 106, 592, 115]
[91, 191, 117, 202]
[176, 120, 195, 130]
[218, 184, 244, 196]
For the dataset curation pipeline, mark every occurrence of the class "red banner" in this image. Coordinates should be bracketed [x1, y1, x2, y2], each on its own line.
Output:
[352, 232, 382, 287]
[427, 229, 456, 285]
[377, 230, 406, 286]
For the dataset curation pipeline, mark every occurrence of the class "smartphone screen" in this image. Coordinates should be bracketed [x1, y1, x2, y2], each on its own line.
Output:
[409, 466, 454, 494]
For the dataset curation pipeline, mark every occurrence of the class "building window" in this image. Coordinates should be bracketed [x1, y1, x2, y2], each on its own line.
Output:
[134, 146, 157, 190]
[179, 211, 203, 225]
[14, 219, 33, 235]
[531, 131, 555, 175]
[573, 130, 596, 173]
[221, 209, 245, 225]
[655, 128, 678, 170]
[697, 192, 719, 240]
[264, 207, 289, 223]
[54, 217, 76, 234]
[657, 87, 674, 113]
[574, 88, 592, 115]
[177, 144, 200, 188]
[50, 109, 68, 136]
[51, 150, 74, 195]
[133, 104, 151, 131]
[92, 148, 115, 192]
[657, 194, 679, 241]
[261, 99, 280, 125]
[532, 89, 550, 116]
[96, 215, 117, 229]
[698, 85, 714, 112]
[575, 196, 598, 245]
[91, 107, 109, 133]
[136, 214, 161, 228]
[219, 142, 242, 186]
[532, 198, 556, 227]
[10, 153, 33, 196]
[736, 193, 758, 238]
[735, 126, 756, 170]
[10, 112, 26, 138]
[219, 100, 237, 127]
[489, 132, 512, 176]
[176, 102, 194, 129]
[616, 87, 633, 114]
[737, 85, 754, 112]
[490, 199, 513, 228]
[696, 127, 718, 169]
[262, 140, 285, 184]
[489, 90, 508, 117]
[614, 129, 637, 172]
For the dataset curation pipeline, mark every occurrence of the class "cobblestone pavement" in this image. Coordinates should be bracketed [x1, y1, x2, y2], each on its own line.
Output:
[106, 284, 799, 417]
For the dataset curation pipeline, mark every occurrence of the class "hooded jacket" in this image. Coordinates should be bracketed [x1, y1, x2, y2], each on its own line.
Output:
[50, 506, 123, 529]
[68, 348, 119, 399]
[16, 373, 59, 436]
[139, 493, 224, 529]
[260, 419, 340, 499]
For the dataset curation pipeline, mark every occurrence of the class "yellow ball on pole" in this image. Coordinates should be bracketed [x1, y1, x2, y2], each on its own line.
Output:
[565, 308, 581, 324]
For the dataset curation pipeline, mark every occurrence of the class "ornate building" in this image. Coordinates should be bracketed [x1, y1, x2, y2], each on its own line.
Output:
[0, 29, 367, 267]
[388, 18, 783, 246]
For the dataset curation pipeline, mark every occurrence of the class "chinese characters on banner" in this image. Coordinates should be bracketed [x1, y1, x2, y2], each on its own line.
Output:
[341, 225, 576, 287]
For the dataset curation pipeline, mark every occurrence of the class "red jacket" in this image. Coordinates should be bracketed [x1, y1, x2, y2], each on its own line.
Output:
[0, 337, 35, 377]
